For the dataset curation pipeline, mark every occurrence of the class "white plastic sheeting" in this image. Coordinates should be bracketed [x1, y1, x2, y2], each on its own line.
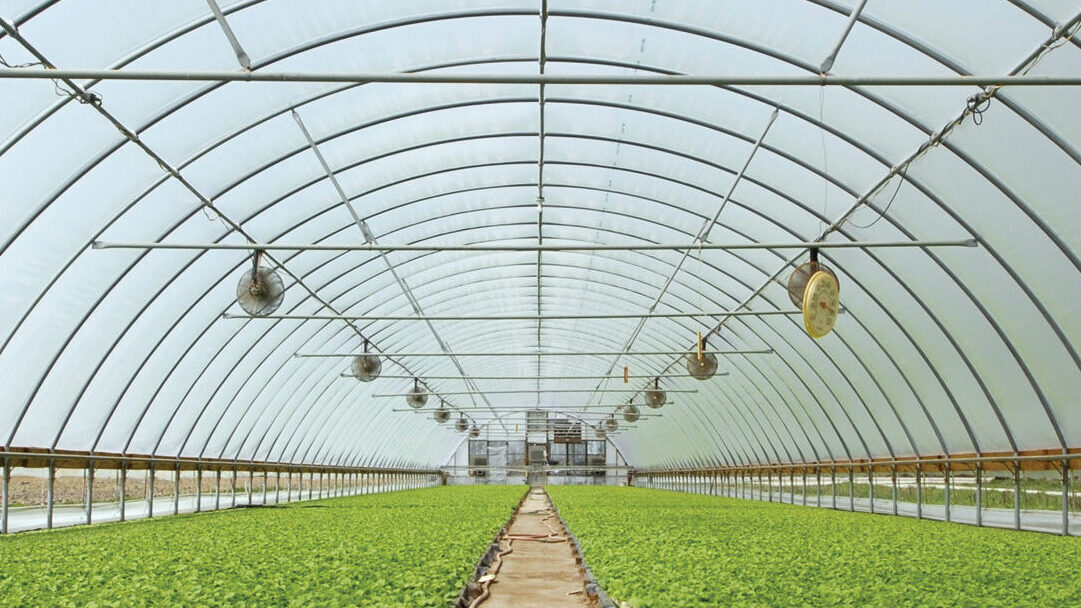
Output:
[0, 1, 1080, 469]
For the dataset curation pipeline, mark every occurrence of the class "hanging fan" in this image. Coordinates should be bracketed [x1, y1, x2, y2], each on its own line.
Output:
[686, 332, 719, 380]
[623, 402, 640, 423]
[604, 417, 619, 433]
[456, 417, 469, 433]
[235, 250, 285, 316]
[433, 403, 450, 424]
[595, 425, 607, 440]
[469, 424, 481, 438]
[644, 378, 667, 409]
[405, 378, 428, 409]
[351, 340, 381, 382]
[787, 248, 838, 309]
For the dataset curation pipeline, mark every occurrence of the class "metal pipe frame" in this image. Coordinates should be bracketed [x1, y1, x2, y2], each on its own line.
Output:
[2, 68, 1080, 87]
[0, 80, 1020, 469]
[85, 460, 94, 525]
[46, 460, 54, 529]
[119, 464, 127, 522]
[339, 373, 718, 380]
[92, 238, 977, 252]
[148, 465, 155, 518]
[0, 3, 1076, 469]
[1, 456, 7, 534]
[298, 349, 773, 357]
[226, 310, 819, 321]
[374, 389, 696, 396]
[14, 124, 972, 469]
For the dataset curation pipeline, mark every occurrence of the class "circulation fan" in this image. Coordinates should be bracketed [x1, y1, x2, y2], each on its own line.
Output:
[235, 250, 284, 316]
[351, 340, 381, 382]
[623, 402, 640, 423]
[469, 424, 481, 438]
[456, 417, 469, 433]
[686, 333, 719, 380]
[644, 378, 667, 409]
[788, 248, 841, 339]
[595, 425, 606, 440]
[787, 248, 837, 308]
[604, 417, 619, 433]
[405, 378, 428, 409]
[433, 403, 450, 423]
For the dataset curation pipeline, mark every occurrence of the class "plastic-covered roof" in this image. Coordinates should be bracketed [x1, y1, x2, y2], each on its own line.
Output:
[1, 1, 1080, 470]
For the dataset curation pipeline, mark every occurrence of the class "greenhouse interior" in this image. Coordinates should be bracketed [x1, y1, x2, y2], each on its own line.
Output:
[2, 1, 1081, 606]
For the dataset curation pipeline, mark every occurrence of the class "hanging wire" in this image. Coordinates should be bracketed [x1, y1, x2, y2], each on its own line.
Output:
[818, 85, 829, 234]
[843, 17, 1079, 234]
[846, 163, 910, 230]
[0, 51, 41, 68]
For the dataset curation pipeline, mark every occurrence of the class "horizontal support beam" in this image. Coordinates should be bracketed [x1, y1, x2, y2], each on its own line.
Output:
[94, 238, 978, 252]
[300, 349, 768, 357]
[338, 373, 723, 380]
[395, 405, 673, 411]
[4, 69, 1081, 87]
[225, 309, 824, 321]
[636, 447, 1081, 475]
[442, 465, 635, 471]
[0, 447, 438, 474]
[373, 389, 696, 396]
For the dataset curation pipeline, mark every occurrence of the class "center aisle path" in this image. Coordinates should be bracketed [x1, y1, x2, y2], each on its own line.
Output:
[481, 488, 595, 608]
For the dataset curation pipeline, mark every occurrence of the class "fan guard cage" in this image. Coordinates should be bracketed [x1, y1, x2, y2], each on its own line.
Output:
[406, 380, 428, 409]
[645, 387, 667, 409]
[351, 354, 382, 382]
[604, 417, 619, 433]
[686, 351, 719, 380]
[623, 404, 640, 423]
[787, 261, 837, 309]
[236, 266, 285, 316]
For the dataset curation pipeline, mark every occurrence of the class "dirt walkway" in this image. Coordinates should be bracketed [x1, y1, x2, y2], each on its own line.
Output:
[480, 488, 595, 608]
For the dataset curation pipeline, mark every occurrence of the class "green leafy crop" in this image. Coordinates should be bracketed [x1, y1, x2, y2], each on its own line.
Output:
[0, 485, 524, 608]
[548, 486, 1081, 608]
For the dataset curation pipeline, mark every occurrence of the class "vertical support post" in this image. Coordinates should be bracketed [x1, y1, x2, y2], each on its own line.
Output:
[195, 468, 203, 513]
[46, 459, 55, 529]
[1013, 461, 1021, 531]
[848, 467, 855, 512]
[944, 463, 951, 523]
[802, 471, 807, 506]
[308, 471, 313, 500]
[173, 463, 180, 516]
[975, 464, 983, 527]
[215, 469, 221, 511]
[1063, 459, 1070, 537]
[230, 469, 237, 508]
[85, 460, 94, 525]
[247, 469, 254, 505]
[319, 471, 324, 497]
[148, 464, 155, 518]
[816, 468, 821, 507]
[790, 470, 795, 504]
[286, 470, 292, 502]
[891, 466, 898, 516]
[262, 470, 268, 505]
[767, 470, 772, 502]
[1, 456, 8, 534]
[868, 467, 874, 514]
[119, 463, 127, 522]
[915, 464, 923, 520]
[830, 467, 837, 510]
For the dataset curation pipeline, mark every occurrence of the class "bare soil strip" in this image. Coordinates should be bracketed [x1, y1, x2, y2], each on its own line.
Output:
[464, 487, 599, 608]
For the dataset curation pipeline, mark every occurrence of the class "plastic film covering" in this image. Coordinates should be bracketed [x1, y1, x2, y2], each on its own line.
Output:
[0, 1, 1079, 470]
